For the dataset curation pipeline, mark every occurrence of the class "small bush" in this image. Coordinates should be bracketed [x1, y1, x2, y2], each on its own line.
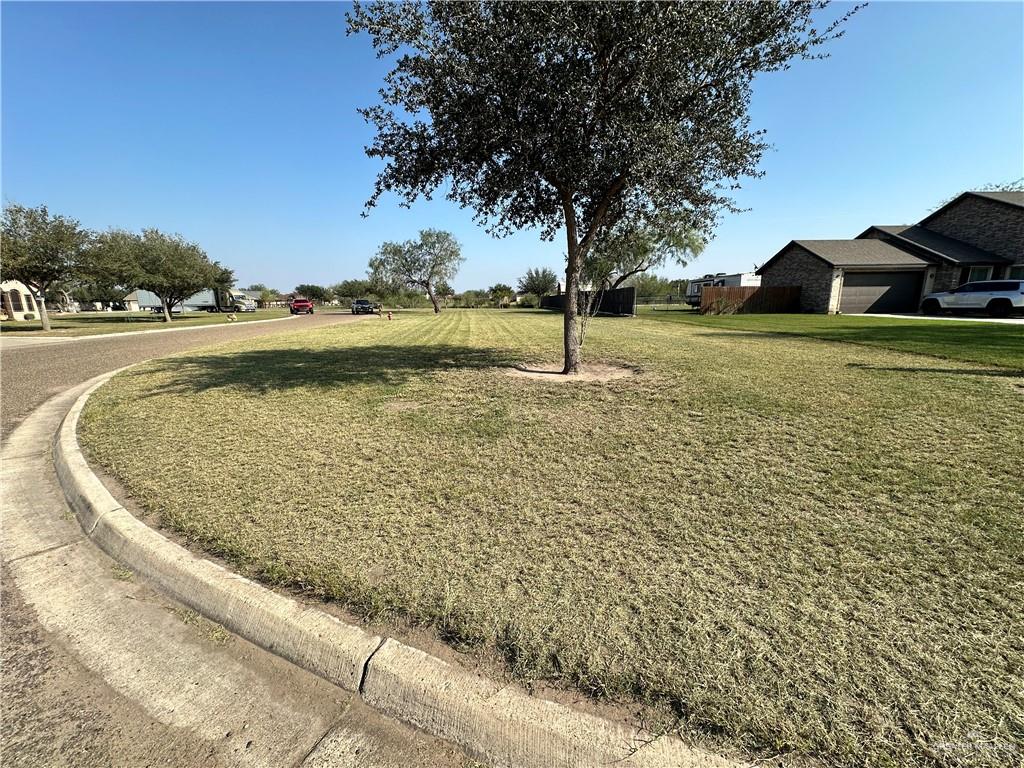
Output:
[22, 313, 35, 320]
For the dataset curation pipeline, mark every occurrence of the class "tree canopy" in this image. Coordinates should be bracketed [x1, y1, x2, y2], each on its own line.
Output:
[585, 211, 705, 290]
[295, 284, 331, 302]
[2, 203, 93, 330]
[518, 267, 559, 298]
[88, 228, 226, 321]
[349, 0, 858, 371]
[367, 229, 464, 313]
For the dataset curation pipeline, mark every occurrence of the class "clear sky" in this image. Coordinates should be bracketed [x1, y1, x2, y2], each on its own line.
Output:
[3, 1, 1022, 291]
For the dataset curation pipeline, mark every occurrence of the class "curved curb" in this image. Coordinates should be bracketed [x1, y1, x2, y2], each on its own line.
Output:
[55, 370, 744, 768]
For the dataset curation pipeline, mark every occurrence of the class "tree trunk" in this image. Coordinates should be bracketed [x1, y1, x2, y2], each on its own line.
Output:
[425, 283, 441, 313]
[563, 245, 582, 374]
[37, 292, 51, 331]
[161, 299, 172, 322]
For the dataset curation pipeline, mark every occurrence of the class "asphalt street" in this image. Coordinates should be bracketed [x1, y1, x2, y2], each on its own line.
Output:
[0, 312, 471, 768]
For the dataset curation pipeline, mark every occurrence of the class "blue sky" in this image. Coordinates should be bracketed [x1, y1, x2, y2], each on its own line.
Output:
[3, 1, 1022, 291]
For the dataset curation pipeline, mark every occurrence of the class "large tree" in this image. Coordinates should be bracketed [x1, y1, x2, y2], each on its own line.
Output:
[93, 229, 224, 321]
[2, 203, 93, 330]
[367, 229, 464, 313]
[518, 267, 559, 298]
[349, 1, 857, 372]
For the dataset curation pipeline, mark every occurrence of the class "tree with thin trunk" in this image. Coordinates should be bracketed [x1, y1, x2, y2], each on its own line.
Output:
[367, 230, 464, 314]
[518, 267, 559, 300]
[2, 203, 93, 330]
[585, 211, 706, 291]
[348, 1, 859, 373]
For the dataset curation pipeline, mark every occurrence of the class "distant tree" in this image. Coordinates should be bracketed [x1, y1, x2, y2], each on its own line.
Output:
[245, 283, 268, 293]
[435, 280, 455, 307]
[295, 284, 329, 302]
[456, 289, 490, 308]
[932, 177, 1024, 210]
[349, 1, 858, 372]
[625, 272, 677, 300]
[585, 211, 705, 290]
[367, 229, 464, 313]
[331, 279, 372, 300]
[2, 203, 93, 330]
[517, 267, 559, 299]
[488, 283, 514, 307]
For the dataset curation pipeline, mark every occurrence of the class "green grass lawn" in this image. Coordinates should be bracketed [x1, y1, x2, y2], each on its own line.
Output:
[639, 307, 1024, 370]
[0, 309, 290, 336]
[79, 310, 1023, 768]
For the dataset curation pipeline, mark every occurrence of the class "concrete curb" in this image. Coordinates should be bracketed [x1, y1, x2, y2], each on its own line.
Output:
[55, 370, 744, 768]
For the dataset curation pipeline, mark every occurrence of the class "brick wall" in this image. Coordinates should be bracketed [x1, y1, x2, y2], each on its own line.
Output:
[759, 244, 838, 313]
[923, 196, 1024, 261]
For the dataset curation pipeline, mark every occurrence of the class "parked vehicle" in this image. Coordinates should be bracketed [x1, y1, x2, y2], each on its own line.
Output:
[231, 296, 257, 312]
[920, 280, 1024, 317]
[290, 298, 315, 315]
[685, 272, 761, 307]
[351, 298, 378, 315]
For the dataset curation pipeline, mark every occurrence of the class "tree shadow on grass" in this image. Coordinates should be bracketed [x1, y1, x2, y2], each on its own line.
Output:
[846, 362, 1024, 379]
[130, 344, 519, 396]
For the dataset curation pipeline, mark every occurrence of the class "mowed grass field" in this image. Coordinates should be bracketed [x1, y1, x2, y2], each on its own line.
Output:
[0, 308, 290, 336]
[638, 307, 1024, 370]
[79, 310, 1023, 767]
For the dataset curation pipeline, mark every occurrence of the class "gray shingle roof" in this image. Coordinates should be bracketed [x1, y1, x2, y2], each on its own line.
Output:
[794, 240, 929, 268]
[970, 190, 1024, 208]
[864, 225, 1010, 265]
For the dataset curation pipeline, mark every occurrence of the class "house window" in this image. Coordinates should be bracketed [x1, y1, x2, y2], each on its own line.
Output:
[24, 293, 36, 311]
[967, 266, 992, 282]
[10, 290, 24, 312]
[1009, 265, 1024, 280]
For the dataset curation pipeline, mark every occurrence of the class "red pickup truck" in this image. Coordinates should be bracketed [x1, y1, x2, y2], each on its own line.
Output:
[289, 298, 314, 315]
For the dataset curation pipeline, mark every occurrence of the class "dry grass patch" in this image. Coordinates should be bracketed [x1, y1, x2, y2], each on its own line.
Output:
[79, 310, 1023, 768]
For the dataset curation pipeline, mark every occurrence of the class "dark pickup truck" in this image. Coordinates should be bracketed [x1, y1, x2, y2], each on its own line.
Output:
[351, 299, 379, 315]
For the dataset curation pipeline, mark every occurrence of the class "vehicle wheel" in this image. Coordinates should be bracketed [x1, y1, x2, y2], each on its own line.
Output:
[920, 299, 941, 316]
[309, 309, 314, 314]
[987, 299, 1012, 318]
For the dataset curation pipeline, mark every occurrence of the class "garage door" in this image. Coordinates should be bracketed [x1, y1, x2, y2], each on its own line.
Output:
[839, 271, 924, 314]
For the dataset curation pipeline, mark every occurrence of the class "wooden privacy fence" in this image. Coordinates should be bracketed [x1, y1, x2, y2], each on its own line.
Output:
[700, 286, 801, 314]
[540, 286, 637, 316]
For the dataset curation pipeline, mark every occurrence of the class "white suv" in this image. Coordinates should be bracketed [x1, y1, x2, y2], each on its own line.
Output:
[920, 279, 1024, 318]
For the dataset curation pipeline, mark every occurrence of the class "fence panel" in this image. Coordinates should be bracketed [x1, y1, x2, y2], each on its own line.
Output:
[699, 286, 801, 315]
[540, 286, 636, 316]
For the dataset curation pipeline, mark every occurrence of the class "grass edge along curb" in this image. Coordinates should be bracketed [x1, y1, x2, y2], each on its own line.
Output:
[54, 369, 745, 768]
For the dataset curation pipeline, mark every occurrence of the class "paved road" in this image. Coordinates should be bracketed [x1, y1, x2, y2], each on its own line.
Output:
[1, 312, 350, 436]
[1, 312, 471, 768]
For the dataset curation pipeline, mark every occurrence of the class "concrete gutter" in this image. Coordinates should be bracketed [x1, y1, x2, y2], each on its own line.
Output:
[55, 370, 744, 768]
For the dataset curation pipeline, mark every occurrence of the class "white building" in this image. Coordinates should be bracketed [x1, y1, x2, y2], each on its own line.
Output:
[1, 279, 42, 321]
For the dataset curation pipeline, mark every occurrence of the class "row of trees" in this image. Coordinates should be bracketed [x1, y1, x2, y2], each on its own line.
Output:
[2, 203, 230, 328]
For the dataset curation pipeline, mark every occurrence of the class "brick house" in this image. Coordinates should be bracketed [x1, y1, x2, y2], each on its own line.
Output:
[757, 191, 1024, 313]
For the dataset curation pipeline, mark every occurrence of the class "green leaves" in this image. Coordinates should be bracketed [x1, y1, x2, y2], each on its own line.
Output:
[517, 267, 558, 297]
[368, 229, 464, 313]
[2, 203, 91, 291]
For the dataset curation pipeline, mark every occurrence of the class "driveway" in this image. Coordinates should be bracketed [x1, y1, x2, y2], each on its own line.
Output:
[1, 311, 471, 768]
[862, 313, 1024, 325]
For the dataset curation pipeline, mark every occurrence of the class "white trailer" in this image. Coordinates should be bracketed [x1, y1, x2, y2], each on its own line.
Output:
[685, 272, 761, 307]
